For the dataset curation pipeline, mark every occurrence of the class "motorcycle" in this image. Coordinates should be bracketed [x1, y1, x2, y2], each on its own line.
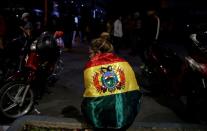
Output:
[47, 31, 64, 85]
[183, 31, 207, 124]
[141, 42, 184, 96]
[0, 31, 61, 119]
[141, 34, 207, 124]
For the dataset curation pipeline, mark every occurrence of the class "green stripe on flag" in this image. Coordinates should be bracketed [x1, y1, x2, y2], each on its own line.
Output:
[81, 90, 142, 129]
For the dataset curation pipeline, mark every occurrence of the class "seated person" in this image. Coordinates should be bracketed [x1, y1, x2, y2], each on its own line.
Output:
[81, 33, 142, 131]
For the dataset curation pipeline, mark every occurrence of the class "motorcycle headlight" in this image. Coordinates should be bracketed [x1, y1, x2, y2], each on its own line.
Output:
[30, 41, 37, 51]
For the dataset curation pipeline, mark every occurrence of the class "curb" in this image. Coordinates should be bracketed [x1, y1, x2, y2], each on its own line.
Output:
[6, 115, 207, 131]
[129, 122, 207, 131]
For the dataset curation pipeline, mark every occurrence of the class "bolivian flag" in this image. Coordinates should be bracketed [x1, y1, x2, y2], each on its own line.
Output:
[81, 53, 142, 129]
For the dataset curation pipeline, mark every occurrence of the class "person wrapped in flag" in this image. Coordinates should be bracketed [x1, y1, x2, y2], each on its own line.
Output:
[81, 32, 142, 130]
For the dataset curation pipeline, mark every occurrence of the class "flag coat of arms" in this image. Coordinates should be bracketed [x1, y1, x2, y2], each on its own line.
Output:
[81, 53, 142, 129]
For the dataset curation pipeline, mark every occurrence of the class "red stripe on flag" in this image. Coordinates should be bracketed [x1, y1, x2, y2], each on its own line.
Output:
[85, 53, 126, 69]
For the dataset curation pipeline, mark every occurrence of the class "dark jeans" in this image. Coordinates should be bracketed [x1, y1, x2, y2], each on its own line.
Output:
[63, 31, 72, 49]
[112, 36, 122, 54]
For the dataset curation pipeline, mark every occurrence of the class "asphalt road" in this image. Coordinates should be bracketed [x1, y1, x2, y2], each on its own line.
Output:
[1, 42, 206, 130]
[33, 43, 190, 127]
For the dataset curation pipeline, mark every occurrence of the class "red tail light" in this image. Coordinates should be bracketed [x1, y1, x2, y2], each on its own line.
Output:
[200, 64, 207, 77]
[54, 31, 64, 38]
[25, 52, 39, 70]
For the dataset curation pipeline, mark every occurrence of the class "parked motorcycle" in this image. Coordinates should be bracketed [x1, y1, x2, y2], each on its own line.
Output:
[184, 31, 207, 124]
[141, 43, 184, 96]
[47, 31, 64, 85]
[0, 31, 61, 119]
[141, 34, 207, 124]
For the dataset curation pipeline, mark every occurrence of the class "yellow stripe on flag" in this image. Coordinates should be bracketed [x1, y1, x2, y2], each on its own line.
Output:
[83, 62, 140, 97]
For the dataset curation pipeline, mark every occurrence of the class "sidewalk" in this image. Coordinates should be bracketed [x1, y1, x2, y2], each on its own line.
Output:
[0, 126, 9, 131]
[5, 115, 207, 131]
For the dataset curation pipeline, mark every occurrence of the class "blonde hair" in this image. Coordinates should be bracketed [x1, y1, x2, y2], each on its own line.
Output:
[100, 32, 110, 40]
[90, 36, 113, 54]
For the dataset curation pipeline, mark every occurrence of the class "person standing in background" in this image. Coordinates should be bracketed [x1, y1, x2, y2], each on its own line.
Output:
[20, 12, 33, 36]
[106, 18, 113, 35]
[143, 9, 160, 46]
[0, 14, 6, 49]
[129, 12, 144, 56]
[141, 9, 160, 62]
[72, 15, 82, 46]
[62, 14, 73, 51]
[112, 15, 123, 54]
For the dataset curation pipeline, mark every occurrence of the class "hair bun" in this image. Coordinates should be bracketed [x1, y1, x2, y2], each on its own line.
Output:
[100, 32, 110, 40]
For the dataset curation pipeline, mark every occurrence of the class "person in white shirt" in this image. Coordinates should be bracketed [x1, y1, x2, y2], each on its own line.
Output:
[112, 15, 123, 53]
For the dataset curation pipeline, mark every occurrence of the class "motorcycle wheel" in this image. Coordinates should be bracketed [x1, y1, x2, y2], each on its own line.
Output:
[0, 81, 34, 119]
[53, 58, 64, 76]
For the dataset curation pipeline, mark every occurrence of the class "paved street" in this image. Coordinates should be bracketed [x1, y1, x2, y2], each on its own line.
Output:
[35, 43, 183, 121]
[1, 42, 207, 130]
[31, 42, 201, 129]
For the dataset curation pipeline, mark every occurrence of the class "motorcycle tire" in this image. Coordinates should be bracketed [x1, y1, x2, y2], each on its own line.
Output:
[53, 58, 64, 77]
[0, 81, 34, 119]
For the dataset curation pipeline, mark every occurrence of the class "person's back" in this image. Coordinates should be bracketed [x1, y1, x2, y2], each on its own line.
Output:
[81, 34, 142, 130]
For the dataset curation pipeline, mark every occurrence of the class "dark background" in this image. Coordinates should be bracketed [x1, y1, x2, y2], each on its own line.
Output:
[1, 0, 207, 41]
